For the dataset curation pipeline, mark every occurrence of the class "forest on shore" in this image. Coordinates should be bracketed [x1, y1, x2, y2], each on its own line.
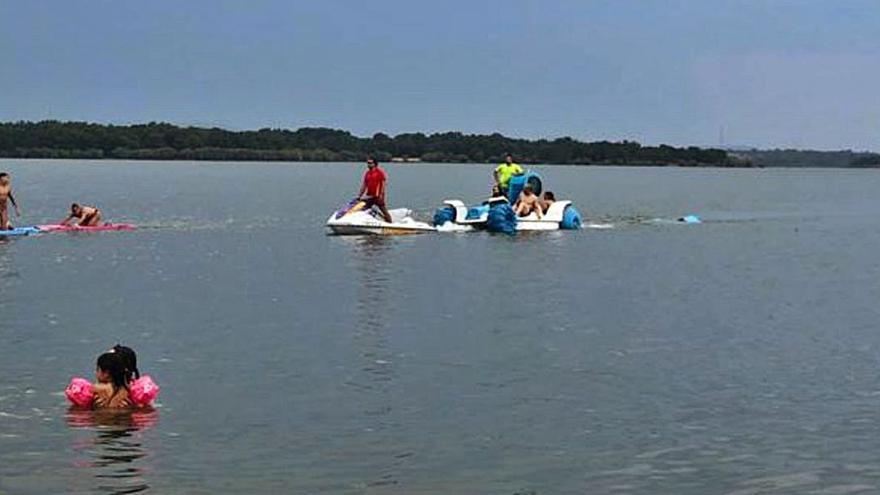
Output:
[732, 149, 880, 168]
[0, 121, 732, 166]
[2, 121, 877, 167]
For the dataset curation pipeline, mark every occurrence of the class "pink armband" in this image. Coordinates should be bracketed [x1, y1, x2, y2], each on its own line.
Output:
[129, 375, 160, 406]
[65, 377, 94, 407]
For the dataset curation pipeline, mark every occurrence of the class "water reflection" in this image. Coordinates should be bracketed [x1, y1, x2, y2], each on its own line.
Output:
[348, 236, 395, 390]
[0, 238, 12, 270]
[350, 237, 391, 327]
[66, 407, 158, 494]
[345, 236, 402, 487]
[0, 241, 15, 314]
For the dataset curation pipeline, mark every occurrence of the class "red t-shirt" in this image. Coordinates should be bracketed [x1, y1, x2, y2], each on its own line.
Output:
[363, 167, 387, 197]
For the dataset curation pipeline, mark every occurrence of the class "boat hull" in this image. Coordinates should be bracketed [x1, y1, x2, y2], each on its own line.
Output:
[326, 207, 435, 236]
[327, 224, 433, 235]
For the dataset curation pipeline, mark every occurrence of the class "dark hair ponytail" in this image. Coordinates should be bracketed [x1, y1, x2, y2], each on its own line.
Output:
[97, 352, 129, 393]
[112, 344, 140, 380]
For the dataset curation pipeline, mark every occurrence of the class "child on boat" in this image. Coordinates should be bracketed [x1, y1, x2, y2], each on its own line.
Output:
[514, 183, 543, 218]
[540, 191, 556, 212]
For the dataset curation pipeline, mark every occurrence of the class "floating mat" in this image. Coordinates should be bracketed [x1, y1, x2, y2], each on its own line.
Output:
[0, 226, 40, 236]
[37, 223, 136, 232]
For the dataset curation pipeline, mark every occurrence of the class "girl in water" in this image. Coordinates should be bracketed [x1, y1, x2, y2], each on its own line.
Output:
[93, 351, 131, 409]
[67, 345, 160, 409]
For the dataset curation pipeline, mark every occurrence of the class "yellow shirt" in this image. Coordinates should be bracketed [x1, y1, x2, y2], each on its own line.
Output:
[495, 162, 524, 188]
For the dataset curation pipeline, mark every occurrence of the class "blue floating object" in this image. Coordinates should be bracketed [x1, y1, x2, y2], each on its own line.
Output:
[560, 205, 582, 230]
[486, 203, 517, 235]
[679, 215, 701, 224]
[432, 205, 456, 226]
[0, 226, 40, 236]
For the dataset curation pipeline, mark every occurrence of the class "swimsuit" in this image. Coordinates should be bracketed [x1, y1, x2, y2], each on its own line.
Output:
[80, 208, 100, 225]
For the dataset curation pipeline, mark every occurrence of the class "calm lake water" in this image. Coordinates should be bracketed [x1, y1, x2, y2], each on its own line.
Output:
[1, 160, 880, 494]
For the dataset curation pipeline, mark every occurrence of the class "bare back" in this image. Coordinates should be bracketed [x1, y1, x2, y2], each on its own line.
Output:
[93, 383, 130, 409]
[76, 205, 98, 218]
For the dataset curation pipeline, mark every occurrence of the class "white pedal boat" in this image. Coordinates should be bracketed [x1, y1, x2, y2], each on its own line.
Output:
[433, 171, 582, 233]
[440, 197, 578, 231]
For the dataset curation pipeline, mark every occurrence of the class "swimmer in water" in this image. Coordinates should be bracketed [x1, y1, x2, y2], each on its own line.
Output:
[93, 351, 131, 409]
[0, 172, 21, 230]
[61, 203, 102, 227]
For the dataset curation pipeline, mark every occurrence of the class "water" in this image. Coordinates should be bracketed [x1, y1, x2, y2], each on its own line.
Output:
[1, 161, 880, 494]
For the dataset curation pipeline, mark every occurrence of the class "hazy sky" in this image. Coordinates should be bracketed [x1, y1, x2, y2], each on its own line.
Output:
[1, 1, 878, 150]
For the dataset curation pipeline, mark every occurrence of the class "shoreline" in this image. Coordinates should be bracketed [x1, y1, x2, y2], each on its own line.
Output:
[2, 156, 876, 169]
[5, 121, 877, 168]
[0, 156, 749, 167]
[0, 121, 732, 166]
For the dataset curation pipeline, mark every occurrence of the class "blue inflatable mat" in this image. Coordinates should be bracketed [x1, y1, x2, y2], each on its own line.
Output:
[0, 226, 40, 236]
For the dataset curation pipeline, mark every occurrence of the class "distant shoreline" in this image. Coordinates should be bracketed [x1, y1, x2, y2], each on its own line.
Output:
[4, 157, 879, 170]
[1, 121, 877, 168]
[0, 120, 733, 167]
[0, 155, 743, 168]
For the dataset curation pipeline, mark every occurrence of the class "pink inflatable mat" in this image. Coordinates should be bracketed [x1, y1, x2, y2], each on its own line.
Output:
[38, 223, 136, 232]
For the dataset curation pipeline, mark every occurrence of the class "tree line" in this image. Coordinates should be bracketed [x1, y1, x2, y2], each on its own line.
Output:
[0, 120, 736, 166]
[732, 149, 880, 168]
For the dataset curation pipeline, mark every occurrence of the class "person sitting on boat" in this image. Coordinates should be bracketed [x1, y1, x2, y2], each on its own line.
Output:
[493, 153, 524, 197]
[358, 157, 393, 223]
[514, 183, 543, 218]
[540, 191, 556, 212]
[490, 185, 506, 200]
[61, 203, 102, 227]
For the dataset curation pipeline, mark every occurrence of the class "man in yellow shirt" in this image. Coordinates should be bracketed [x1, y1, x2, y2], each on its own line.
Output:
[493, 153, 524, 197]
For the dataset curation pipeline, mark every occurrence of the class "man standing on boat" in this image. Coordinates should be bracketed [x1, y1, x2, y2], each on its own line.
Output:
[358, 157, 393, 223]
[493, 153, 524, 199]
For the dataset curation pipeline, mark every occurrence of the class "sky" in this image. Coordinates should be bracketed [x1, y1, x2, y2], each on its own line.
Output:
[1, 0, 878, 150]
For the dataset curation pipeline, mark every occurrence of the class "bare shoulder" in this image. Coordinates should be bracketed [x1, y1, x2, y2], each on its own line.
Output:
[93, 383, 130, 408]
[93, 382, 113, 394]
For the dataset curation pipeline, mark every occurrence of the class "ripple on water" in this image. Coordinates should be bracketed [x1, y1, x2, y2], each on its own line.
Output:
[808, 486, 876, 495]
[726, 472, 822, 495]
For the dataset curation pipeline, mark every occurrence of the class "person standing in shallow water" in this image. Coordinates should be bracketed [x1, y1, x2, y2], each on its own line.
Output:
[358, 157, 393, 223]
[0, 172, 21, 230]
